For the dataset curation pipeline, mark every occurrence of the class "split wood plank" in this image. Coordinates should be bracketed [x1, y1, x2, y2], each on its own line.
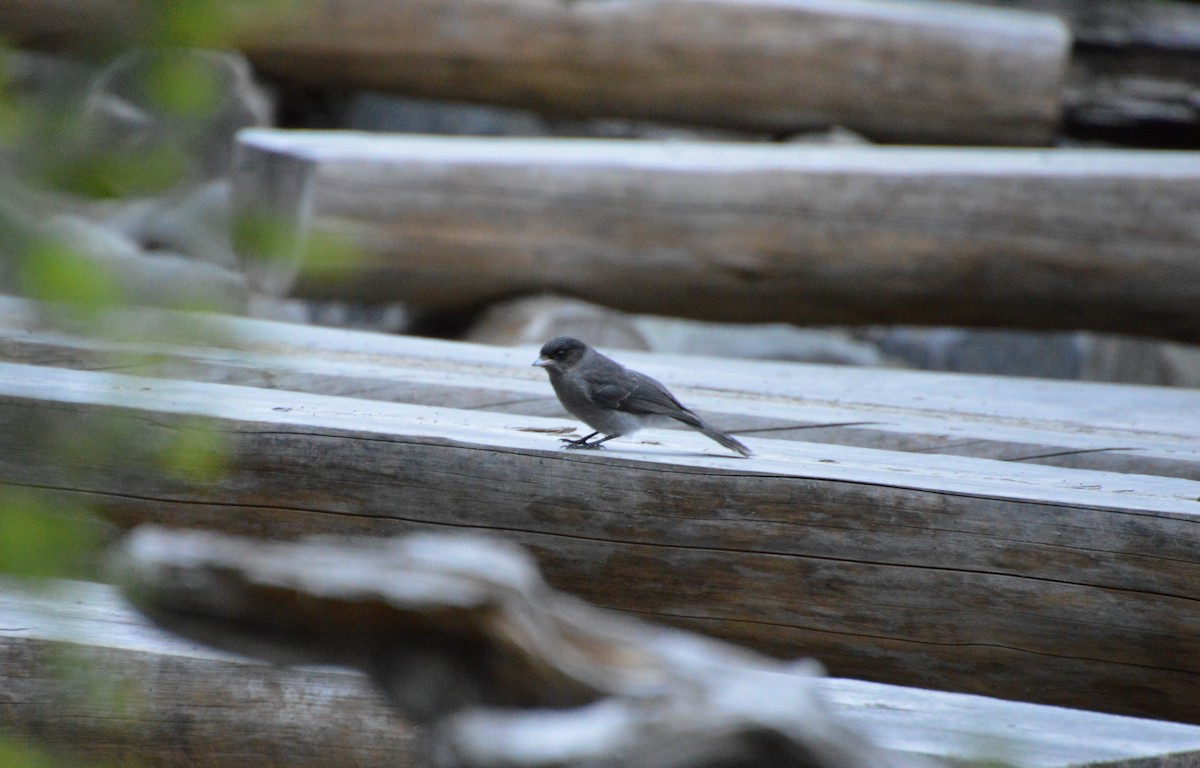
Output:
[1, 297, 1198, 479]
[8, 578, 1200, 768]
[233, 131, 1200, 343]
[0, 0, 1070, 145]
[1, 361, 1199, 723]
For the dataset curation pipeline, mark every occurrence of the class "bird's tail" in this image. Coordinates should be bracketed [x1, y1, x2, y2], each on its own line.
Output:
[675, 411, 752, 457]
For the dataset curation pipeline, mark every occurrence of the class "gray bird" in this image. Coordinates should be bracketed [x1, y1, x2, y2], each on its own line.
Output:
[533, 336, 752, 457]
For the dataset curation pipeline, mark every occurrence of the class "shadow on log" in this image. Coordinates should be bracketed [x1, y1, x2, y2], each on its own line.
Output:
[111, 526, 927, 768]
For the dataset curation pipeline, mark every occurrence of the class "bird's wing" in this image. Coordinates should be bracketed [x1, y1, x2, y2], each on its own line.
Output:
[600, 370, 690, 417]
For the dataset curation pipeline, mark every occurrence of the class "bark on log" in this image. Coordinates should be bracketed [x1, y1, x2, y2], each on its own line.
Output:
[2, 297, 1199, 480]
[1, 361, 1199, 723]
[0, 0, 1070, 146]
[9, 577, 1200, 768]
[232, 131, 1200, 343]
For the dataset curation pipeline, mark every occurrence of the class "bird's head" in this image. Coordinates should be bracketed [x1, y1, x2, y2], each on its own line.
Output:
[533, 336, 588, 372]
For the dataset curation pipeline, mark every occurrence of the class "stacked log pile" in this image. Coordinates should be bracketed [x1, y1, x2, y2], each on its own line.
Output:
[0, 0, 1199, 765]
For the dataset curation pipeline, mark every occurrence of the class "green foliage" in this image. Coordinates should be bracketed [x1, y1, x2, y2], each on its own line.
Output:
[0, 490, 99, 581]
[0, 1, 347, 762]
[17, 235, 123, 310]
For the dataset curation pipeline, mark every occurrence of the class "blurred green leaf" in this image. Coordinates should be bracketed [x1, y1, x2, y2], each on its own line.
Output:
[18, 237, 123, 312]
[232, 208, 299, 264]
[302, 229, 363, 282]
[35, 145, 190, 199]
[159, 416, 229, 483]
[0, 489, 98, 580]
[144, 53, 222, 117]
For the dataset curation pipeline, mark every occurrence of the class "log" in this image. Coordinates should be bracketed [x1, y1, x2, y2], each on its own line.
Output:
[113, 527, 922, 768]
[2, 296, 1200, 480]
[2, 361, 1200, 723]
[232, 131, 1200, 343]
[0, 0, 1070, 146]
[0, 579, 417, 767]
[10, 577, 1200, 768]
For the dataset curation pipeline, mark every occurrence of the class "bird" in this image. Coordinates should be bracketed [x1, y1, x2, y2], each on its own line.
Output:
[532, 336, 751, 457]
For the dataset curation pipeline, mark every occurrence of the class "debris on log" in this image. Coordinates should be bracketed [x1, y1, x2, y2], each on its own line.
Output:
[1, 359, 1199, 723]
[233, 131, 1200, 343]
[0, 0, 1070, 145]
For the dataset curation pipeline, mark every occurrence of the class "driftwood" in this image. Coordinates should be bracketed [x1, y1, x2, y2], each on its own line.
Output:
[10, 576, 1200, 768]
[0, 0, 1069, 146]
[233, 131, 1200, 343]
[1, 359, 1199, 724]
[1, 297, 1199, 480]
[110, 526, 924, 768]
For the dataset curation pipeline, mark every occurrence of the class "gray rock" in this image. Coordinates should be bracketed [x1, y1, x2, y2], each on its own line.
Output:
[870, 327, 1086, 379]
[344, 93, 545, 136]
[465, 295, 650, 350]
[105, 180, 237, 269]
[869, 326, 1200, 387]
[39, 214, 249, 312]
[465, 295, 886, 366]
[1080, 334, 1200, 388]
[632, 317, 885, 366]
[85, 49, 273, 184]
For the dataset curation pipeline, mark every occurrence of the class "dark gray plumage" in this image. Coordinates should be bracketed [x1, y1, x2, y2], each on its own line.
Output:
[532, 336, 751, 457]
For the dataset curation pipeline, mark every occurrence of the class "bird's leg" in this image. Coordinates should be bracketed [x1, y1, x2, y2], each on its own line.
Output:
[560, 431, 604, 449]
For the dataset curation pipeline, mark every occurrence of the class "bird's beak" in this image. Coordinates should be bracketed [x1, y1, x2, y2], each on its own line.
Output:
[532, 356, 551, 368]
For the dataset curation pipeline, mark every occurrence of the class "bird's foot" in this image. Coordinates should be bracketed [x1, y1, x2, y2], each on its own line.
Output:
[560, 436, 605, 450]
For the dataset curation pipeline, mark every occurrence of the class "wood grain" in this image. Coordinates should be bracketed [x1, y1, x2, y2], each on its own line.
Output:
[233, 132, 1200, 342]
[2, 298, 1199, 479]
[0, 0, 1069, 145]
[2, 361, 1199, 723]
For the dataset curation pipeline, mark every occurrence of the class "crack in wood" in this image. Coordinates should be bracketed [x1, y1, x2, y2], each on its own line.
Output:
[731, 421, 882, 435]
[1005, 447, 1135, 462]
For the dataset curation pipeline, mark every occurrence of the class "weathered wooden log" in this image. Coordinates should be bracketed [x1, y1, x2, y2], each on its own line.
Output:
[232, 131, 1200, 343]
[1, 361, 1200, 723]
[113, 527, 925, 768]
[2, 297, 1199, 480]
[0, 580, 416, 768]
[0, 0, 1070, 146]
[10, 577, 1200, 768]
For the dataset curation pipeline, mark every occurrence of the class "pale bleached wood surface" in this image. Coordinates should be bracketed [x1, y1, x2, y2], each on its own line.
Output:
[8, 578, 1200, 768]
[1, 360, 1199, 723]
[233, 132, 1200, 342]
[0, 0, 1069, 145]
[3, 297, 1197, 479]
